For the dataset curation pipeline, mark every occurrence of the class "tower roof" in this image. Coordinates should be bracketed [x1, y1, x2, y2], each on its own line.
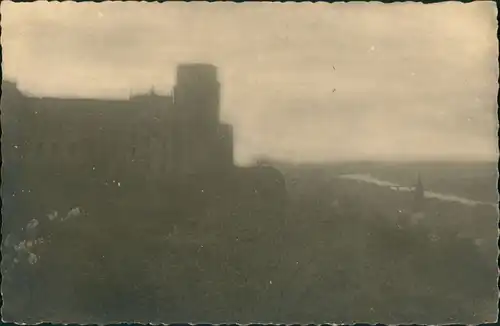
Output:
[178, 63, 217, 70]
[176, 63, 218, 85]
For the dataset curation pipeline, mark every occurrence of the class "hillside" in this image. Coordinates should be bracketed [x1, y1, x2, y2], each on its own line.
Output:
[2, 162, 498, 323]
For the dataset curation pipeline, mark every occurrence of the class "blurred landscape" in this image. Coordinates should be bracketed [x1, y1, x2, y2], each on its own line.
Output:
[2, 159, 498, 324]
[2, 1, 499, 324]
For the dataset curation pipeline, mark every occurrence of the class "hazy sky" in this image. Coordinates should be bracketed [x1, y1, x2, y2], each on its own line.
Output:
[2, 1, 498, 164]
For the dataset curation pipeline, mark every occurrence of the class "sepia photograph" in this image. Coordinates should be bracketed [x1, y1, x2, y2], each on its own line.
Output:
[1, 1, 499, 324]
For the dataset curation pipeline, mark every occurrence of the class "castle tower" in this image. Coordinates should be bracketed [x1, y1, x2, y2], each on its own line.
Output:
[173, 63, 220, 130]
[172, 64, 233, 175]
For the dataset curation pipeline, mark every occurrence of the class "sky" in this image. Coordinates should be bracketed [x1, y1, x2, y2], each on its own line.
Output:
[1, 1, 498, 165]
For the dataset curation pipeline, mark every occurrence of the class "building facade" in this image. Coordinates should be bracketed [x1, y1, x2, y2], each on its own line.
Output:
[2, 64, 234, 185]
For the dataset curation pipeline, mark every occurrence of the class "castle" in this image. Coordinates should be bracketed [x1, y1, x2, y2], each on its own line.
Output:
[1, 63, 285, 202]
[2, 64, 236, 181]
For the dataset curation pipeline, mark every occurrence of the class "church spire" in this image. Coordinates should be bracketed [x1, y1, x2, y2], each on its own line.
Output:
[413, 172, 425, 212]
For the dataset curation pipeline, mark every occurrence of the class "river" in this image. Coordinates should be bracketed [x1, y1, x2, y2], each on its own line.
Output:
[337, 173, 498, 208]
